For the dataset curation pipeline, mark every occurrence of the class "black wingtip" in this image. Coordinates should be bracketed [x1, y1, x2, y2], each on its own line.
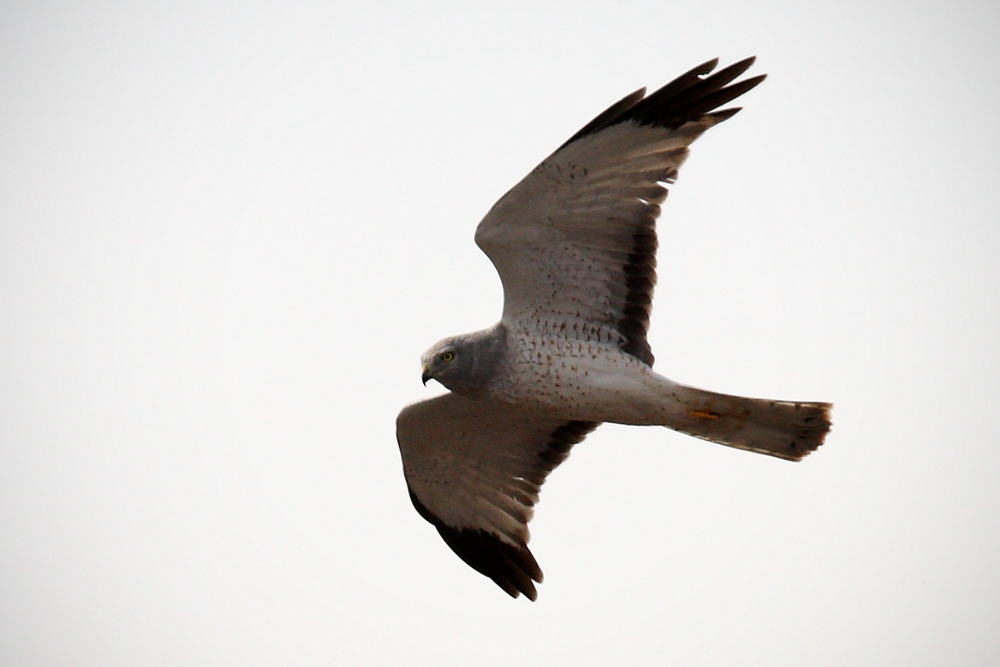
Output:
[706, 107, 742, 123]
[692, 57, 721, 75]
[559, 57, 765, 149]
[436, 525, 543, 601]
[718, 55, 756, 80]
[407, 485, 543, 601]
[558, 87, 647, 150]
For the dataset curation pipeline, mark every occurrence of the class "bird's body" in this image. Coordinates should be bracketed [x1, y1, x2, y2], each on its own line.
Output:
[397, 57, 832, 600]
[421, 321, 828, 451]
[496, 328, 657, 422]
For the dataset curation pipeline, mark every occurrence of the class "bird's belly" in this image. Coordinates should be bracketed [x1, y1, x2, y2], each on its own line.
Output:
[489, 334, 665, 424]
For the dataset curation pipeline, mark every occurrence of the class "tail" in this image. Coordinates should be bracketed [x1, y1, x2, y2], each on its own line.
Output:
[661, 383, 832, 461]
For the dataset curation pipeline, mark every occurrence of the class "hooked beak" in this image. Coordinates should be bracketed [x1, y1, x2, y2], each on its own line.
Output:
[421, 364, 432, 386]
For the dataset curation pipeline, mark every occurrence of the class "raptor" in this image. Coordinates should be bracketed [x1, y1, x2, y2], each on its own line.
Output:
[396, 57, 832, 600]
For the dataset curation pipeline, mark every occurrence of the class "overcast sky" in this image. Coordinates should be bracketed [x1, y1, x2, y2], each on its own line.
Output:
[2, 2, 998, 665]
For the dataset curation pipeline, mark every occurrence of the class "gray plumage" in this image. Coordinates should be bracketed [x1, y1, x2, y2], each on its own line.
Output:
[397, 57, 832, 601]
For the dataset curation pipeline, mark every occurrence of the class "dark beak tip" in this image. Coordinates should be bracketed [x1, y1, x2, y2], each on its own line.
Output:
[421, 371, 431, 386]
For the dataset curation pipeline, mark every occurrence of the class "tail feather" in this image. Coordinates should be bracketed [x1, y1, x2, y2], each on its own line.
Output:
[663, 383, 832, 461]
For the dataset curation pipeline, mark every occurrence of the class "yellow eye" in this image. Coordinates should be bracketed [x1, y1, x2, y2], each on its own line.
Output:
[441, 351, 454, 362]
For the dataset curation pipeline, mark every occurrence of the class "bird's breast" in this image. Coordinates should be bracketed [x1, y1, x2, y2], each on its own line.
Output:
[487, 321, 657, 421]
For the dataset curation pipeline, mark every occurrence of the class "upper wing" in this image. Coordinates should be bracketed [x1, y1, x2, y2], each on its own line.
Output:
[475, 57, 765, 366]
[396, 392, 599, 600]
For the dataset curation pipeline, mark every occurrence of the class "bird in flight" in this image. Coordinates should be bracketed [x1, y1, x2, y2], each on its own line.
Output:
[396, 57, 832, 600]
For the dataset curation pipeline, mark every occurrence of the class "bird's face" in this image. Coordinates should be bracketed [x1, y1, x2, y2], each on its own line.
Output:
[420, 338, 463, 388]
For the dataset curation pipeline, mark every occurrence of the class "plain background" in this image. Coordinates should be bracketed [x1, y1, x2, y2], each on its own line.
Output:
[2, 1, 998, 665]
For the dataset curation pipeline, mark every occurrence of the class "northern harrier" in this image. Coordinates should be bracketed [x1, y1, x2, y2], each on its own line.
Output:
[396, 57, 832, 600]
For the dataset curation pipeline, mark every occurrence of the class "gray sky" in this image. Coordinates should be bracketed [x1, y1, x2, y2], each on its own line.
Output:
[1, 1, 998, 665]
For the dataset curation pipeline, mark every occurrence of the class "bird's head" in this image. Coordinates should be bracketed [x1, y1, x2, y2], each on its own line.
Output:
[419, 325, 506, 396]
[420, 336, 469, 391]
